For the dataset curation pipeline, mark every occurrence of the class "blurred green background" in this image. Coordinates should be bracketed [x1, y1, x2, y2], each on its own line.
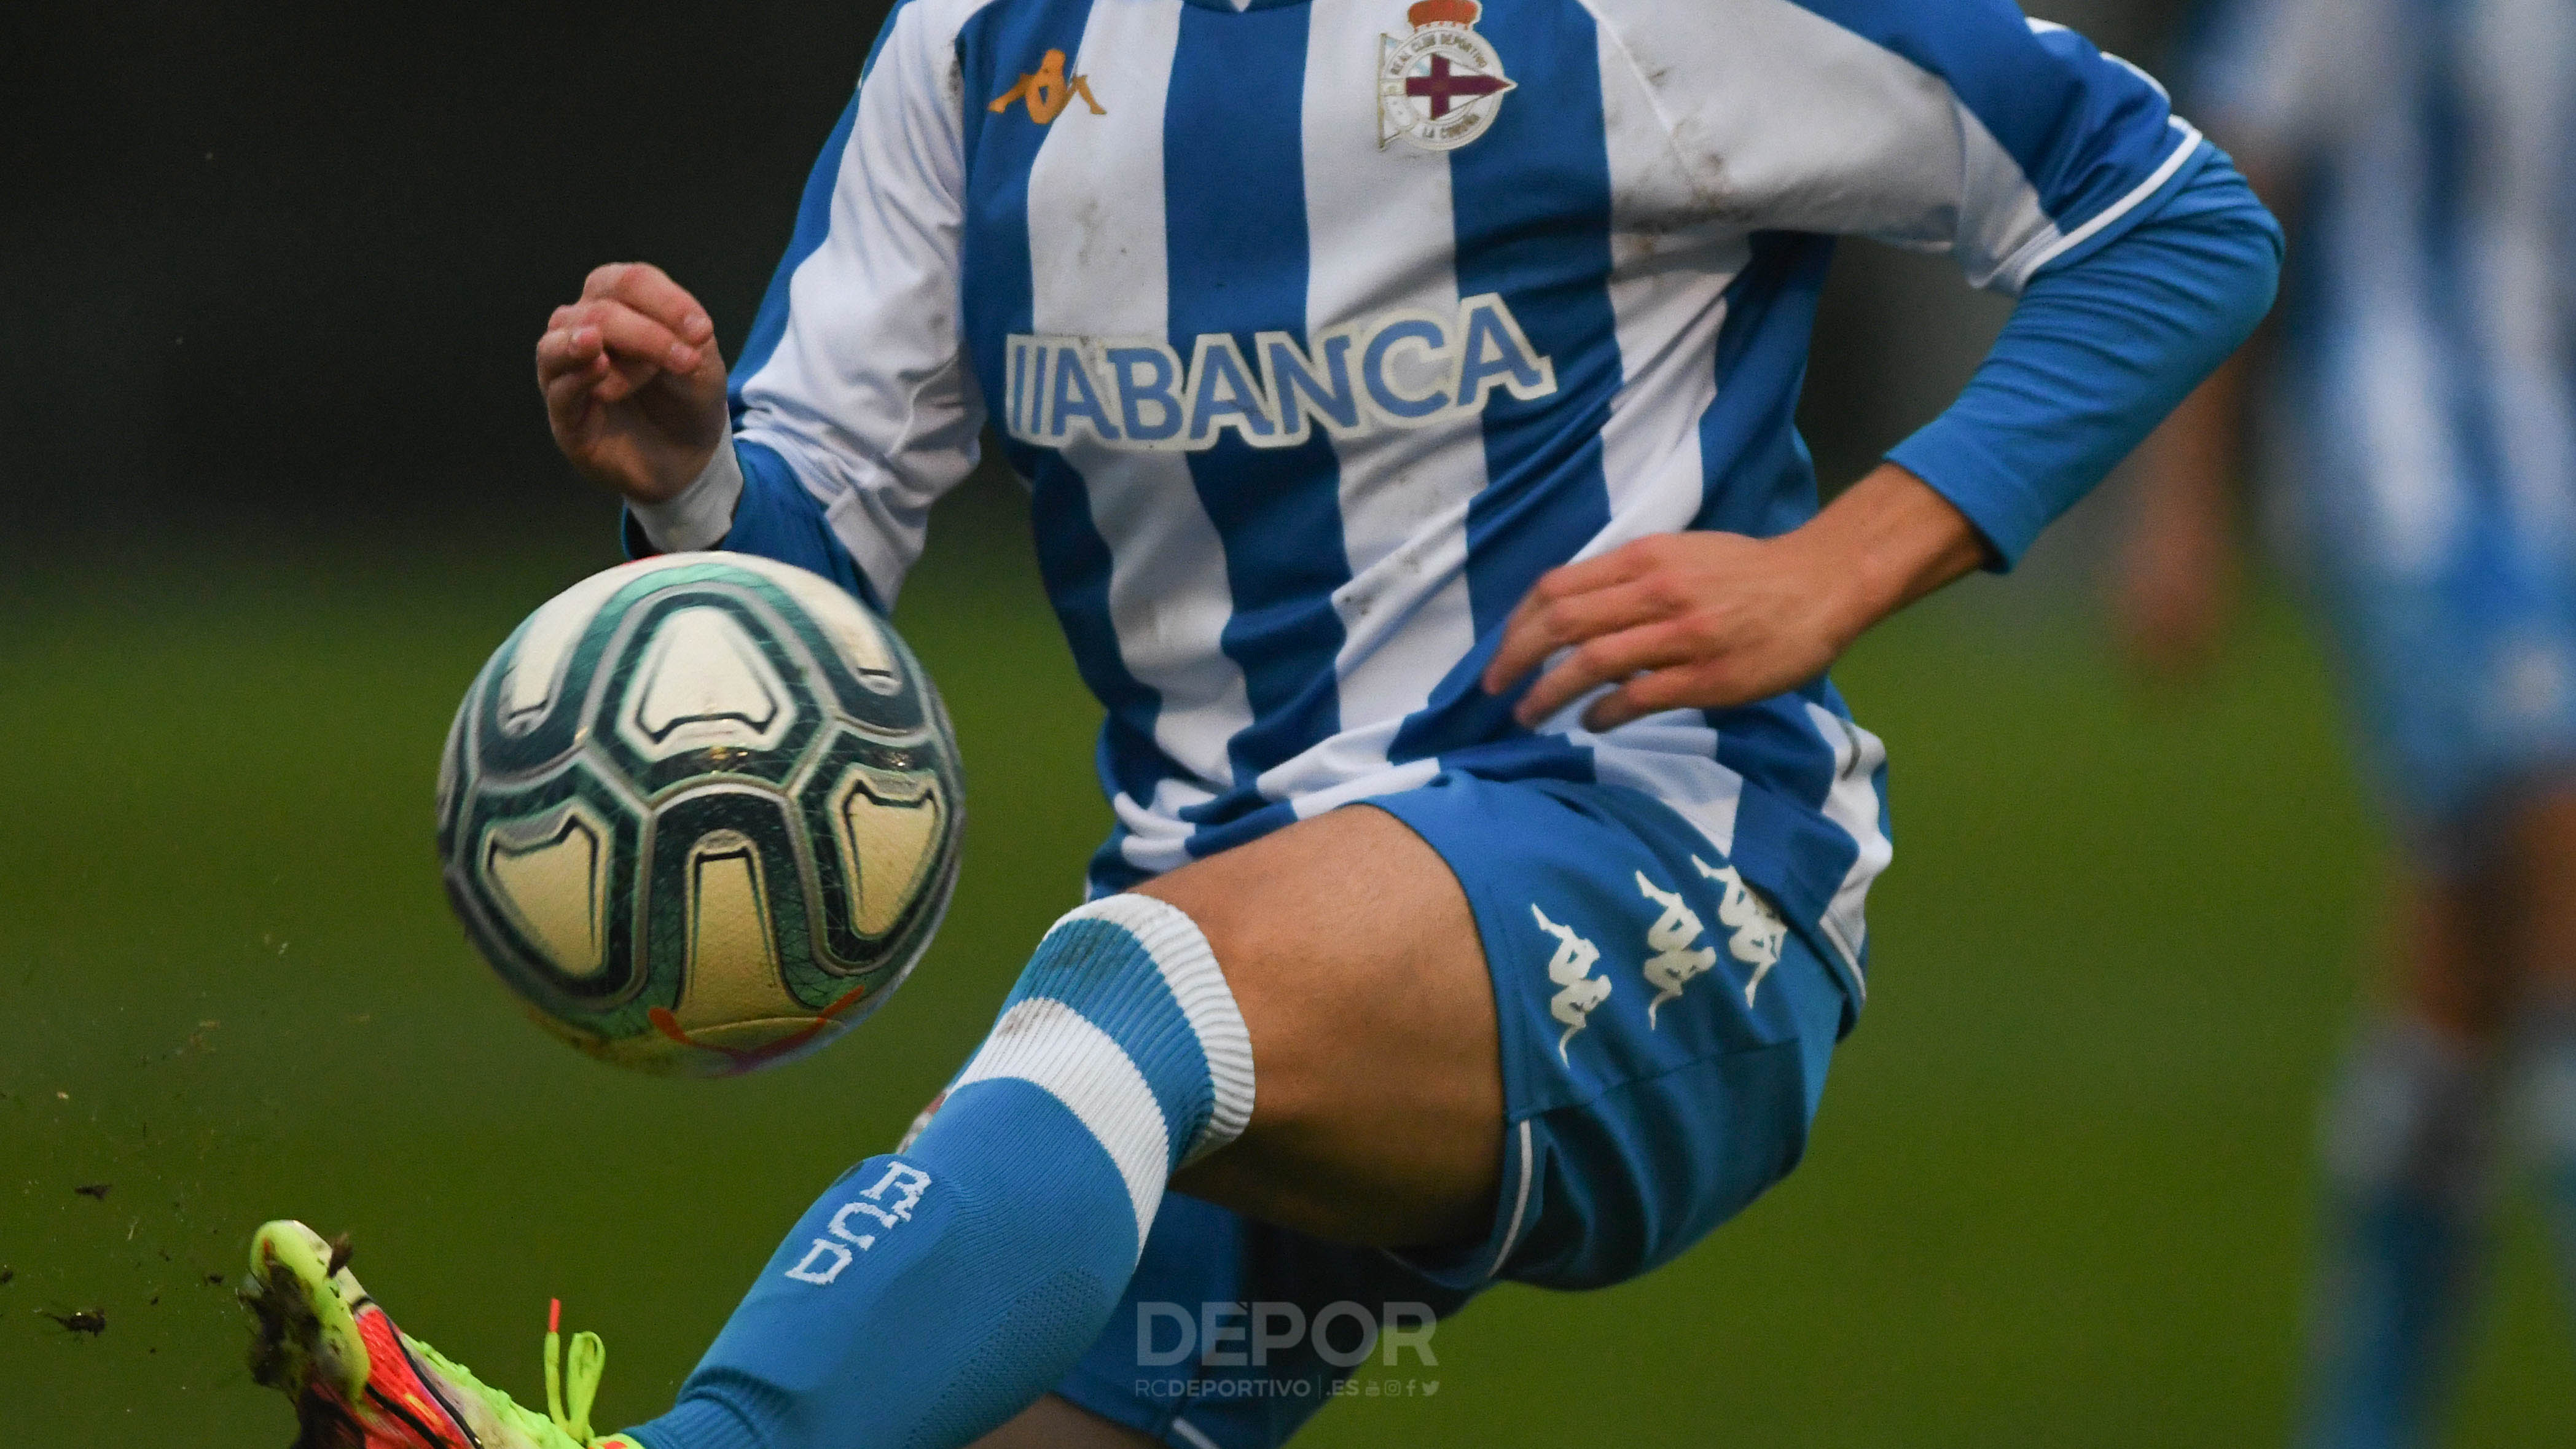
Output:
[6, 480, 2573, 1443]
[8, 0, 2575, 1442]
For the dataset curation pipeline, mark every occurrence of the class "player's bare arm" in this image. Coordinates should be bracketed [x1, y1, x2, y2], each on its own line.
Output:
[1486, 464, 1987, 728]
[534, 262, 727, 502]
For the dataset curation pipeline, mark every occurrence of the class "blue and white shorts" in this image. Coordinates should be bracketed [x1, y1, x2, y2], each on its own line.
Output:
[1049, 770, 1854, 1449]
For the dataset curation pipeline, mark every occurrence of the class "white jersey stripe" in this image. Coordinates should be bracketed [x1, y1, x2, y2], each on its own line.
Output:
[2335, 100, 2461, 578]
[1582, 25, 1739, 557]
[1026, 0, 1253, 792]
[732, 0, 995, 607]
[2464, 0, 2576, 552]
[1299, 0, 1484, 767]
[1806, 701, 1888, 981]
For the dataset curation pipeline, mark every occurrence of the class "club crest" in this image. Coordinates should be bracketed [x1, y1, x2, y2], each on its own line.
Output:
[1378, 0, 1514, 152]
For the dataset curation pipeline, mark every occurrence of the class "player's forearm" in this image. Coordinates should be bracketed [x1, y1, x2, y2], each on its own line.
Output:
[1889, 153, 2284, 571]
[1790, 464, 1989, 652]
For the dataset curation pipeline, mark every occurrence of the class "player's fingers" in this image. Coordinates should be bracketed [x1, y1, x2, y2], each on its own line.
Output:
[582, 262, 715, 347]
[1582, 663, 1729, 731]
[1513, 619, 1698, 727]
[1538, 537, 1663, 600]
[1483, 577, 1673, 697]
[541, 350, 614, 426]
[534, 322, 603, 385]
[558, 298, 702, 375]
[1484, 544, 1666, 693]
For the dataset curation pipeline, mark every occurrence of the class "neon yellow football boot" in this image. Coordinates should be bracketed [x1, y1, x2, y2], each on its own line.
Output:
[240, 1219, 641, 1449]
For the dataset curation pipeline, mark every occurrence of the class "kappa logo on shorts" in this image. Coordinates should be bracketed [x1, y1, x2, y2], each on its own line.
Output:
[1530, 904, 1608, 1061]
[1635, 873, 1718, 1028]
[1697, 857, 1787, 1007]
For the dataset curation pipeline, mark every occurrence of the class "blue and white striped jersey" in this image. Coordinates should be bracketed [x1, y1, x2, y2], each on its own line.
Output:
[2190, 0, 2576, 580]
[717, 0, 2212, 985]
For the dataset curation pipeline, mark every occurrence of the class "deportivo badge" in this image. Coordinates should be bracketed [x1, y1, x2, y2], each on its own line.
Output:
[1379, 0, 1513, 152]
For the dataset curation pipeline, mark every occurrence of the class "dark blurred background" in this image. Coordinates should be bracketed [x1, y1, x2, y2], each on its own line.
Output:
[4, 2, 2570, 1444]
[1, 0, 2180, 560]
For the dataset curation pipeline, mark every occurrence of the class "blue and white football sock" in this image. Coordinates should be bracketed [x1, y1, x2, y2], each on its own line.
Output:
[2518, 993, 2576, 1322]
[2300, 1016, 2499, 1449]
[627, 895, 1255, 1449]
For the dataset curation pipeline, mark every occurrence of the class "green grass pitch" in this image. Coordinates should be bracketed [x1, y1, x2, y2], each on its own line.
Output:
[3, 489, 2569, 1442]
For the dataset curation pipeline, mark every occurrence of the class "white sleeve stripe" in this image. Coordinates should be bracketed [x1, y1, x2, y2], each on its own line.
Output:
[729, 0, 993, 608]
[2000, 120, 2206, 289]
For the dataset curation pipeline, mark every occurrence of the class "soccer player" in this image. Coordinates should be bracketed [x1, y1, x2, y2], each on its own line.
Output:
[245, 1, 2278, 1445]
[2120, 2, 2576, 1445]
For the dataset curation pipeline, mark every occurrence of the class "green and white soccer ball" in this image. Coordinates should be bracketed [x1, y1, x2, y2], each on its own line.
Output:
[436, 552, 963, 1076]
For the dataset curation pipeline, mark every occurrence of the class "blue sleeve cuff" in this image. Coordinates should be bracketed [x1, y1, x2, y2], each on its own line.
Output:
[619, 440, 888, 614]
[1889, 147, 2282, 569]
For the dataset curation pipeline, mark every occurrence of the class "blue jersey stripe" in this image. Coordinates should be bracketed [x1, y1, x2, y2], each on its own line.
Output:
[1694, 232, 1836, 540]
[958, 0, 1172, 824]
[1391, 0, 1620, 766]
[1686, 230, 1862, 934]
[1164, 3, 1351, 795]
[1716, 691, 1861, 939]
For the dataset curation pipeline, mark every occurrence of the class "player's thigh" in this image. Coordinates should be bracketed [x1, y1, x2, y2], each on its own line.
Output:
[1144, 804, 1503, 1251]
[972, 1392, 1160, 1449]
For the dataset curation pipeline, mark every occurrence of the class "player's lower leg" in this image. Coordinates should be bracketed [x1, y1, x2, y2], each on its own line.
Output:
[2298, 859, 2524, 1449]
[2299, 1013, 2500, 1449]
[2520, 993, 2576, 1318]
[2496, 791, 2576, 1334]
[623, 894, 1254, 1449]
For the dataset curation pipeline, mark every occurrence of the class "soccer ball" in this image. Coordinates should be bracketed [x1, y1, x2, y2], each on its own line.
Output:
[436, 552, 963, 1076]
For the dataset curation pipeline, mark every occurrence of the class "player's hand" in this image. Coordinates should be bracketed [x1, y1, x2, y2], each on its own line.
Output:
[1482, 465, 1986, 730]
[535, 263, 728, 503]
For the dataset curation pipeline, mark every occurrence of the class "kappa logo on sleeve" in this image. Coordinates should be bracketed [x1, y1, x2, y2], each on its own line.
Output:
[1004, 294, 1556, 452]
[990, 48, 1105, 124]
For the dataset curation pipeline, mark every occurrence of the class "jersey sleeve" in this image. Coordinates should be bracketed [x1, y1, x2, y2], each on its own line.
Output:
[711, 0, 983, 609]
[1628, 0, 2209, 291]
[1887, 157, 2282, 567]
